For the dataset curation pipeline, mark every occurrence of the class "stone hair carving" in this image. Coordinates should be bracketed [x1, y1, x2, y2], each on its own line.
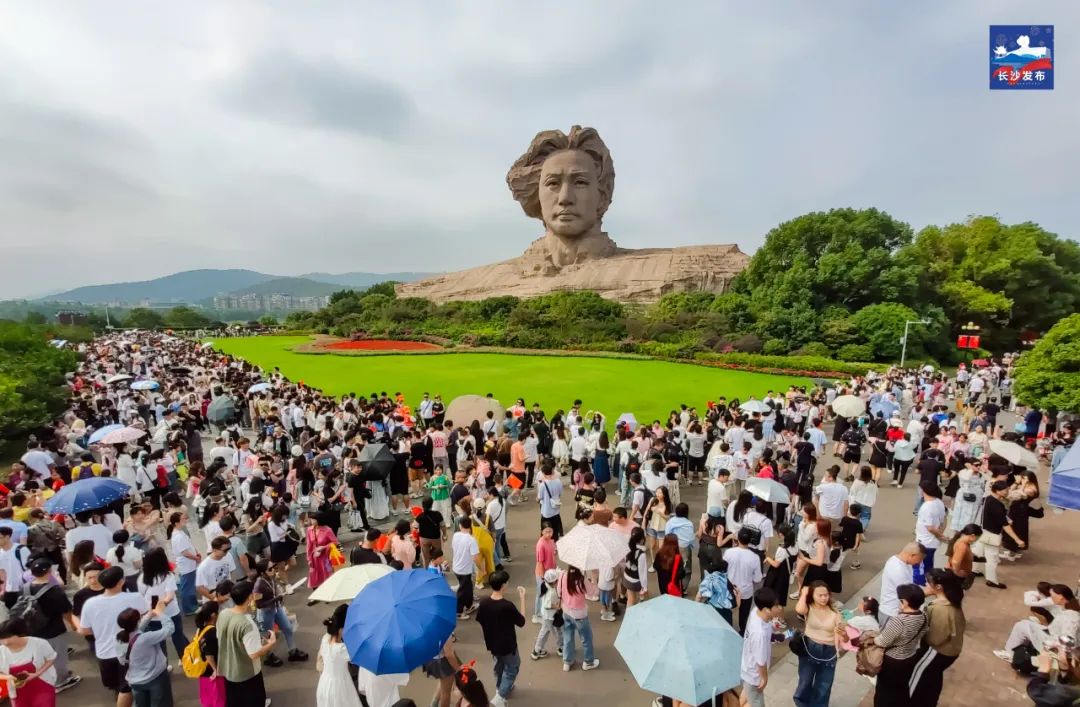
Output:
[505, 125, 615, 222]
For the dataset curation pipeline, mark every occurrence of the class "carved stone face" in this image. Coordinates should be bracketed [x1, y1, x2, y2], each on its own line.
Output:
[538, 150, 601, 239]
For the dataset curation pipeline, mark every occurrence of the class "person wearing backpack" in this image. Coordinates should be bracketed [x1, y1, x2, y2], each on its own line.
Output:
[116, 602, 174, 707]
[188, 602, 225, 707]
[0, 527, 32, 609]
[24, 558, 81, 694]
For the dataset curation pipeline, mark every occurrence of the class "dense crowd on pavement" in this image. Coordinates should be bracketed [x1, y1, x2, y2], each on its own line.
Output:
[1, 331, 1077, 707]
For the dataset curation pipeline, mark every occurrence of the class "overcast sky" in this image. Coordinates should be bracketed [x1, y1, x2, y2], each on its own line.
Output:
[1, 1, 1077, 299]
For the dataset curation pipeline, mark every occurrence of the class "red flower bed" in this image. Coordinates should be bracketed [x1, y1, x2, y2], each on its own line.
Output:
[325, 339, 442, 352]
[700, 361, 848, 378]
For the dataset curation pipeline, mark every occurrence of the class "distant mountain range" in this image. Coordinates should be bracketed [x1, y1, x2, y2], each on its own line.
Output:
[41, 269, 431, 305]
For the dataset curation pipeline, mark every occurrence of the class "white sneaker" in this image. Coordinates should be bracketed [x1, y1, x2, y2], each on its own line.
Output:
[647, 567, 656, 573]
[994, 649, 1013, 662]
[492, 695, 508, 707]
[582, 658, 600, 671]
[600, 611, 616, 622]
[563, 663, 571, 672]
[532, 615, 543, 624]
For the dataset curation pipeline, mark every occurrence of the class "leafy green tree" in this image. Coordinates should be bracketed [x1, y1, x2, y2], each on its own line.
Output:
[164, 306, 212, 329]
[904, 216, 1080, 350]
[1013, 314, 1080, 412]
[0, 322, 78, 439]
[258, 315, 278, 326]
[849, 303, 925, 362]
[123, 308, 166, 329]
[648, 292, 716, 320]
[23, 311, 47, 325]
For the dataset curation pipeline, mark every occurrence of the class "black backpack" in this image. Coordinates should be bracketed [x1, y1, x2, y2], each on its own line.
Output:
[12, 583, 51, 635]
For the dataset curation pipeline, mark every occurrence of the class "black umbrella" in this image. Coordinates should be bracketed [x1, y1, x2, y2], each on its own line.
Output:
[206, 396, 238, 425]
[812, 378, 836, 389]
[356, 443, 395, 481]
[170, 366, 192, 375]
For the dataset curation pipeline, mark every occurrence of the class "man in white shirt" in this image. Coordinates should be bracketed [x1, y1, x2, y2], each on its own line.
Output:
[725, 529, 764, 634]
[451, 517, 481, 618]
[568, 433, 588, 465]
[20, 440, 54, 480]
[878, 543, 924, 627]
[914, 484, 947, 585]
[813, 465, 849, 521]
[196, 537, 238, 601]
[0, 527, 32, 604]
[78, 566, 150, 706]
[740, 588, 782, 707]
[208, 437, 234, 467]
[740, 499, 775, 554]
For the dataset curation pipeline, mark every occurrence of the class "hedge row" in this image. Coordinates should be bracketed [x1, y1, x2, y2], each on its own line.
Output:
[694, 352, 887, 377]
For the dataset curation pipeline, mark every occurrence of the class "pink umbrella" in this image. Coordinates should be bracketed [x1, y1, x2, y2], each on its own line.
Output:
[99, 426, 147, 445]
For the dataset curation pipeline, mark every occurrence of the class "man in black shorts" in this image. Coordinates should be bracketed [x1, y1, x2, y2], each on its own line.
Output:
[77, 566, 149, 707]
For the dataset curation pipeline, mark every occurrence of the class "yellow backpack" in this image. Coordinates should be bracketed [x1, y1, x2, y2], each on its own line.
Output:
[181, 625, 213, 678]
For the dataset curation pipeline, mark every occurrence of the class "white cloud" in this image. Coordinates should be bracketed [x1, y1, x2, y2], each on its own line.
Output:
[0, 0, 1076, 298]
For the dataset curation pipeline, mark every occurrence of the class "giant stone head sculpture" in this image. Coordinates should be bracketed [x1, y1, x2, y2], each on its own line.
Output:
[506, 126, 615, 241]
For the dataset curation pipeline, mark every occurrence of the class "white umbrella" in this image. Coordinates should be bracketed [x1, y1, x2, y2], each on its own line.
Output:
[738, 399, 769, 414]
[745, 476, 792, 504]
[831, 395, 866, 418]
[106, 374, 133, 384]
[309, 564, 394, 603]
[555, 523, 629, 571]
[989, 439, 1040, 468]
[248, 382, 273, 394]
[200, 342, 214, 349]
[100, 426, 147, 445]
[130, 380, 160, 391]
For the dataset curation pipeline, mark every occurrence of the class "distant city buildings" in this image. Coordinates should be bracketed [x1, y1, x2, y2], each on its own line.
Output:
[211, 293, 330, 311]
[56, 310, 88, 325]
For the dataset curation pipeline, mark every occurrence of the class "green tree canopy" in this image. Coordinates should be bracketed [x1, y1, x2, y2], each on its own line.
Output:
[123, 308, 165, 329]
[0, 321, 78, 440]
[1013, 314, 1080, 413]
[163, 306, 212, 329]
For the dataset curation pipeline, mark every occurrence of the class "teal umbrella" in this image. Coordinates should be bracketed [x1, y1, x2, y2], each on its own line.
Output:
[614, 594, 744, 704]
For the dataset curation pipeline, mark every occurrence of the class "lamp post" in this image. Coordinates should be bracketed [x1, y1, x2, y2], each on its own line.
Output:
[900, 319, 931, 368]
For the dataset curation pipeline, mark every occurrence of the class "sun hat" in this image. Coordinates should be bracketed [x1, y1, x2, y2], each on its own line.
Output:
[543, 569, 560, 584]
[291, 445, 303, 456]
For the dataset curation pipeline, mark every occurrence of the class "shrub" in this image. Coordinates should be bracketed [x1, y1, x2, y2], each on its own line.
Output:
[836, 344, 875, 362]
[791, 341, 831, 357]
[694, 352, 885, 376]
[762, 339, 788, 355]
[731, 333, 764, 353]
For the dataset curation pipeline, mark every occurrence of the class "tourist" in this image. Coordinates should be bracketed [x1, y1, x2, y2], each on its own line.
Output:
[453, 517, 481, 619]
[762, 526, 797, 601]
[696, 558, 736, 625]
[726, 528, 763, 634]
[252, 559, 308, 665]
[740, 588, 782, 707]
[643, 486, 672, 567]
[873, 584, 928, 707]
[305, 512, 337, 589]
[910, 569, 966, 707]
[485, 476, 509, 567]
[23, 557, 80, 693]
[193, 602, 226, 707]
[944, 524, 980, 589]
[537, 464, 564, 540]
[848, 466, 877, 534]
[135, 547, 190, 660]
[417, 497, 446, 567]
[454, 665, 491, 707]
[167, 510, 200, 615]
[793, 581, 842, 707]
[622, 526, 648, 607]
[78, 566, 149, 707]
[116, 603, 174, 707]
[0, 617, 58, 707]
[316, 605, 361, 707]
[890, 432, 917, 488]
[1001, 471, 1040, 561]
[558, 565, 599, 672]
[813, 466, 848, 523]
[217, 580, 276, 707]
[913, 483, 947, 585]
[531, 569, 564, 660]
[474, 570, 527, 706]
[973, 480, 1025, 589]
[879, 543, 924, 627]
[197, 537, 239, 604]
[653, 534, 684, 597]
[996, 584, 1080, 660]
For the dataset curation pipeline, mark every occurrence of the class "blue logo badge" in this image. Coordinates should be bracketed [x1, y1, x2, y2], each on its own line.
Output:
[990, 25, 1053, 90]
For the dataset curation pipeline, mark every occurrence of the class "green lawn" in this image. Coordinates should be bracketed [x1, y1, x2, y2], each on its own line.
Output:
[210, 336, 808, 424]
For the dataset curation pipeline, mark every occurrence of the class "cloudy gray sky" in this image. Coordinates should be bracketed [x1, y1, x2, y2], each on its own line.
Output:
[1, 1, 1077, 299]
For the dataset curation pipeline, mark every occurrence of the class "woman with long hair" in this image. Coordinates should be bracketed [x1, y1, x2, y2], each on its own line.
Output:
[653, 534, 684, 597]
[68, 540, 97, 588]
[193, 602, 225, 707]
[454, 665, 491, 707]
[389, 519, 417, 568]
[200, 503, 224, 547]
[316, 604, 360, 707]
[267, 504, 298, 576]
[793, 581, 842, 707]
[623, 527, 649, 607]
[801, 519, 834, 589]
[252, 559, 307, 666]
[116, 602, 174, 707]
[591, 431, 611, 485]
[944, 524, 980, 589]
[558, 564, 599, 672]
[306, 512, 337, 590]
[464, 498, 496, 588]
[136, 546, 190, 660]
[910, 569, 965, 706]
[167, 510, 200, 616]
[643, 486, 672, 567]
[725, 490, 753, 536]
[1002, 471, 1040, 560]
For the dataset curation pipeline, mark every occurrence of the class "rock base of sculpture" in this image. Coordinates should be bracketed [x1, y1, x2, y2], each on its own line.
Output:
[396, 239, 749, 303]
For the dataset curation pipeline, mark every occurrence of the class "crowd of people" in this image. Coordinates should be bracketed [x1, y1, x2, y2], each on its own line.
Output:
[0, 331, 1076, 707]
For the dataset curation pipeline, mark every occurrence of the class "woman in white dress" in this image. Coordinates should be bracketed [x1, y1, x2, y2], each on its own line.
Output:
[551, 427, 571, 475]
[948, 461, 985, 534]
[367, 478, 391, 522]
[316, 605, 361, 707]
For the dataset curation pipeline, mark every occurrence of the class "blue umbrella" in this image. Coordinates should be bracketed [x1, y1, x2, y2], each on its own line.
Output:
[1049, 443, 1080, 511]
[130, 380, 159, 391]
[343, 569, 456, 675]
[44, 477, 131, 515]
[87, 424, 124, 445]
[614, 594, 744, 704]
